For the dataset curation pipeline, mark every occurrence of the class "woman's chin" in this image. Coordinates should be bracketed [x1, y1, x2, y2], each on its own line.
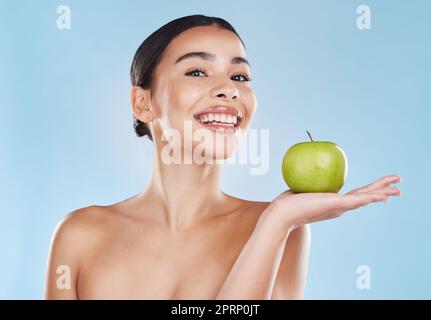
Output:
[187, 146, 237, 164]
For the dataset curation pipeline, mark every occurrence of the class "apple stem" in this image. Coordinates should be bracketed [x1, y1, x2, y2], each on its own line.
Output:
[306, 130, 314, 142]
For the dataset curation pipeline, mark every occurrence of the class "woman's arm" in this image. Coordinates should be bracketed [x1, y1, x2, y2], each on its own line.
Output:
[215, 174, 401, 300]
[215, 209, 294, 300]
[271, 224, 310, 299]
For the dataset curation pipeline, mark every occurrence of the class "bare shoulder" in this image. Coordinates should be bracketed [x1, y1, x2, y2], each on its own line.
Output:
[48, 205, 118, 268]
[52, 205, 109, 244]
[45, 205, 112, 299]
[225, 194, 270, 215]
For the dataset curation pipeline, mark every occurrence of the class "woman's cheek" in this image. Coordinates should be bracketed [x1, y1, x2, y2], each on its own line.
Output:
[158, 83, 197, 131]
[172, 81, 208, 112]
[240, 86, 257, 125]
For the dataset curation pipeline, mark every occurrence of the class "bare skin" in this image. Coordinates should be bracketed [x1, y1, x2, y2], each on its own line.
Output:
[45, 25, 402, 300]
[45, 196, 271, 299]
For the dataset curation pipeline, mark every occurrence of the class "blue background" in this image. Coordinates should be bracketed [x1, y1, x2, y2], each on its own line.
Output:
[1, 0, 429, 299]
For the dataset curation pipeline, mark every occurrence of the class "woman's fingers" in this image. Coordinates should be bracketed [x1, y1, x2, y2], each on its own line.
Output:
[347, 174, 402, 195]
[341, 192, 388, 211]
[305, 193, 387, 224]
[324, 187, 400, 220]
[274, 181, 402, 227]
[368, 186, 401, 197]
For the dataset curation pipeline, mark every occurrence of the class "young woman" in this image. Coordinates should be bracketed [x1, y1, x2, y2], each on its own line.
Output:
[45, 15, 402, 300]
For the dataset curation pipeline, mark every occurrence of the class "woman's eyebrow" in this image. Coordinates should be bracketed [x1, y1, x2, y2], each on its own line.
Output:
[174, 51, 250, 67]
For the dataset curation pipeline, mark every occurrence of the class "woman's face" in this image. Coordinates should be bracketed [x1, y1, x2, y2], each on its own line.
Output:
[149, 25, 257, 162]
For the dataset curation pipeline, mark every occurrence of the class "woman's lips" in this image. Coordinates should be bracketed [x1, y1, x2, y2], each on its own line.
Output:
[193, 111, 242, 134]
[194, 105, 243, 119]
[194, 118, 238, 134]
[193, 106, 243, 134]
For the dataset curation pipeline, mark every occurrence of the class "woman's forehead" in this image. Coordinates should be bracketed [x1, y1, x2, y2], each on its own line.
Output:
[163, 26, 247, 64]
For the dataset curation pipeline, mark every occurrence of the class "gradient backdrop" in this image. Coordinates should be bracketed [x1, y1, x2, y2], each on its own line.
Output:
[1, 0, 430, 299]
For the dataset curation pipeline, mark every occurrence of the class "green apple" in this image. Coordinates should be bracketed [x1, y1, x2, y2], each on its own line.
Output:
[282, 131, 348, 193]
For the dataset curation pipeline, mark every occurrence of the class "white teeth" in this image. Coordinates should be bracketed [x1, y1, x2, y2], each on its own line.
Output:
[197, 113, 239, 125]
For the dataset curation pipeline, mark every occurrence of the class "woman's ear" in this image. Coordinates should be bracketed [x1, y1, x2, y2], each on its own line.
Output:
[131, 86, 156, 123]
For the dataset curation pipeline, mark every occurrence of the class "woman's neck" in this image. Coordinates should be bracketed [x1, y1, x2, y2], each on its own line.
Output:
[141, 147, 228, 232]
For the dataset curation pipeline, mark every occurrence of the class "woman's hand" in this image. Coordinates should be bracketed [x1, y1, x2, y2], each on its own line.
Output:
[266, 174, 402, 231]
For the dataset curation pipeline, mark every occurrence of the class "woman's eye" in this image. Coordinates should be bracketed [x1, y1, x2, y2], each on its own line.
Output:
[185, 69, 251, 82]
[232, 74, 251, 82]
[185, 69, 206, 77]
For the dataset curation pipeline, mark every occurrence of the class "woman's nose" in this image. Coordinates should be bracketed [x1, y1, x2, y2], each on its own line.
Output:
[216, 91, 237, 100]
[210, 78, 239, 101]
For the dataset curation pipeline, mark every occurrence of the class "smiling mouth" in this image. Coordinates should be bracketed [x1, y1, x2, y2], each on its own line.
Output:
[193, 112, 243, 133]
[193, 107, 243, 134]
